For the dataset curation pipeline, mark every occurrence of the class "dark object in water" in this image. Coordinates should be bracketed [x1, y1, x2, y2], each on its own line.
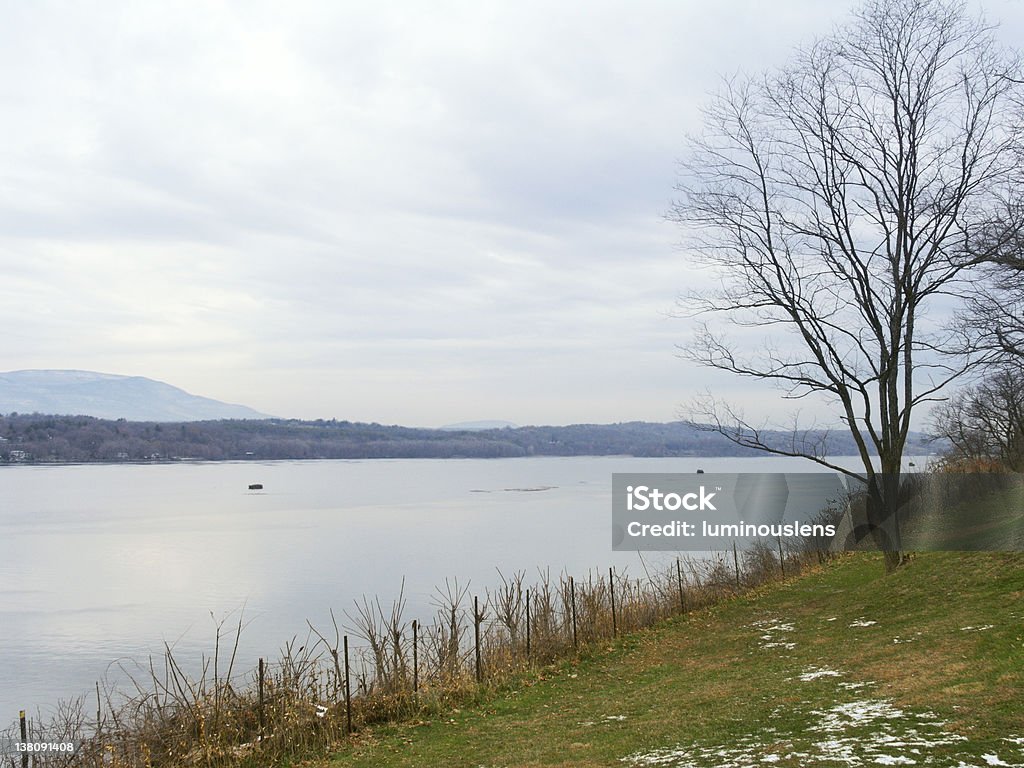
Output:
[248, 483, 264, 490]
[696, 469, 704, 474]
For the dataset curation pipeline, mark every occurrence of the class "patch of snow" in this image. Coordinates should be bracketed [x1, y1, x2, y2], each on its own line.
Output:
[839, 681, 877, 690]
[982, 755, 1011, 766]
[752, 619, 795, 632]
[850, 618, 878, 627]
[797, 666, 843, 681]
[752, 618, 798, 652]
[623, 698, 972, 768]
[960, 625, 995, 632]
[811, 698, 907, 729]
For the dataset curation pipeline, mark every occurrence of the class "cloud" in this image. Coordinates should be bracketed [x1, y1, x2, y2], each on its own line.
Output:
[1, 0, 1018, 424]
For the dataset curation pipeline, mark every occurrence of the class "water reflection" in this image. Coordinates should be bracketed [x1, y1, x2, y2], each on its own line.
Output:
[0, 455, 865, 717]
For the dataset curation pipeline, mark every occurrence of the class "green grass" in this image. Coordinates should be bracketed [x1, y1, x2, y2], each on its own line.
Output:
[321, 552, 1024, 768]
[903, 476, 1024, 551]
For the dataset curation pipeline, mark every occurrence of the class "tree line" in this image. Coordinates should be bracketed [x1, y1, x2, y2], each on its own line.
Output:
[0, 414, 938, 464]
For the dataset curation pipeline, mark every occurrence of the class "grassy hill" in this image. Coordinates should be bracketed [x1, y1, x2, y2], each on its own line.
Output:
[323, 552, 1023, 768]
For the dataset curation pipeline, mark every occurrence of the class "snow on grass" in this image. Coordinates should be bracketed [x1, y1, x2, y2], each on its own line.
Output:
[751, 618, 797, 651]
[809, 698, 950, 732]
[960, 625, 995, 632]
[810, 698, 905, 728]
[621, 697, 980, 767]
[838, 681, 877, 691]
[874, 756, 917, 765]
[952, 753, 1024, 767]
[982, 754, 1012, 766]
[580, 715, 628, 727]
[796, 666, 843, 681]
[751, 619, 795, 632]
[951, 756, 1024, 768]
[892, 632, 922, 644]
[623, 613, 1022, 767]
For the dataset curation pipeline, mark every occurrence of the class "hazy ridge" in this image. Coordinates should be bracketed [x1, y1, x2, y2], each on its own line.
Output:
[0, 370, 270, 422]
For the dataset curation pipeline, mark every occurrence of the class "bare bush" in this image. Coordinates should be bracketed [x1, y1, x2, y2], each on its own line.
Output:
[1, 547, 831, 768]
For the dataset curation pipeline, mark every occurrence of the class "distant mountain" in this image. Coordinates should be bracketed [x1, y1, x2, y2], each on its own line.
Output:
[439, 420, 518, 431]
[0, 370, 270, 422]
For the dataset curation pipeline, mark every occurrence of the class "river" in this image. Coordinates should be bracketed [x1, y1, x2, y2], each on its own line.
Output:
[0, 454, 893, 720]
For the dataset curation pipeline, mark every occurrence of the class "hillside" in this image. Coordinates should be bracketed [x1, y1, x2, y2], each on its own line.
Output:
[0, 370, 269, 422]
[327, 552, 1024, 768]
[439, 420, 518, 431]
[0, 413, 940, 463]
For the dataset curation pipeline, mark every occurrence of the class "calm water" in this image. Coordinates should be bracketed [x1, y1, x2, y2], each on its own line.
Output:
[0, 454, 880, 720]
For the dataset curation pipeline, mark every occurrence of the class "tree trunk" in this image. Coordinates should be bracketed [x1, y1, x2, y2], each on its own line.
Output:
[868, 467, 906, 573]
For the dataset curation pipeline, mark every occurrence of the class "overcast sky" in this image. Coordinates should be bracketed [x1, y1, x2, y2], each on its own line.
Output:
[2, 0, 1022, 427]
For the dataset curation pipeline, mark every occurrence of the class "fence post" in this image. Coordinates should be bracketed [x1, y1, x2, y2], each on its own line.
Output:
[474, 596, 482, 683]
[258, 658, 265, 742]
[778, 536, 786, 578]
[676, 557, 686, 613]
[609, 567, 617, 638]
[96, 682, 101, 733]
[19, 710, 27, 768]
[392, 628, 400, 684]
[733, 541, 741, 589]
[449, 606, 458, 676]
[412, 619, 419, 694]
[525, 589, 531, 659]
[343, 636, 352, 735]
[570, 576, 578, 649]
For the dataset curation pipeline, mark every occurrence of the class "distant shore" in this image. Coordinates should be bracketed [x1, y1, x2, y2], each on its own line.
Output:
[0, 413, 940, 464]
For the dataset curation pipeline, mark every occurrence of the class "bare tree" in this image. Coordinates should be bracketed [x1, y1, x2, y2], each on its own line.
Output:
[931, 362, 1024, 470]
[670, 0, 1023, 570]
[959, 202, 1024, 359]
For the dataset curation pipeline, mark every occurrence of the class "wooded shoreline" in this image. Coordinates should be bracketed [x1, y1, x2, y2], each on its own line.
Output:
[0, 414, 940, 464]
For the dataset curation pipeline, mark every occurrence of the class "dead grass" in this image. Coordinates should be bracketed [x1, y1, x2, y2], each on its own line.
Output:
[324, 552, 1024, 768]
[1, 547, 810, 768]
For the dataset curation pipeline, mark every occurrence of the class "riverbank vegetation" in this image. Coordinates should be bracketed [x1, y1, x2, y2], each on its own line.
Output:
[0, 414, 939, 464]
[327, 551, 1024, 768]
[7, 548, 1019, 768]
[3, 543, 831, 767]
